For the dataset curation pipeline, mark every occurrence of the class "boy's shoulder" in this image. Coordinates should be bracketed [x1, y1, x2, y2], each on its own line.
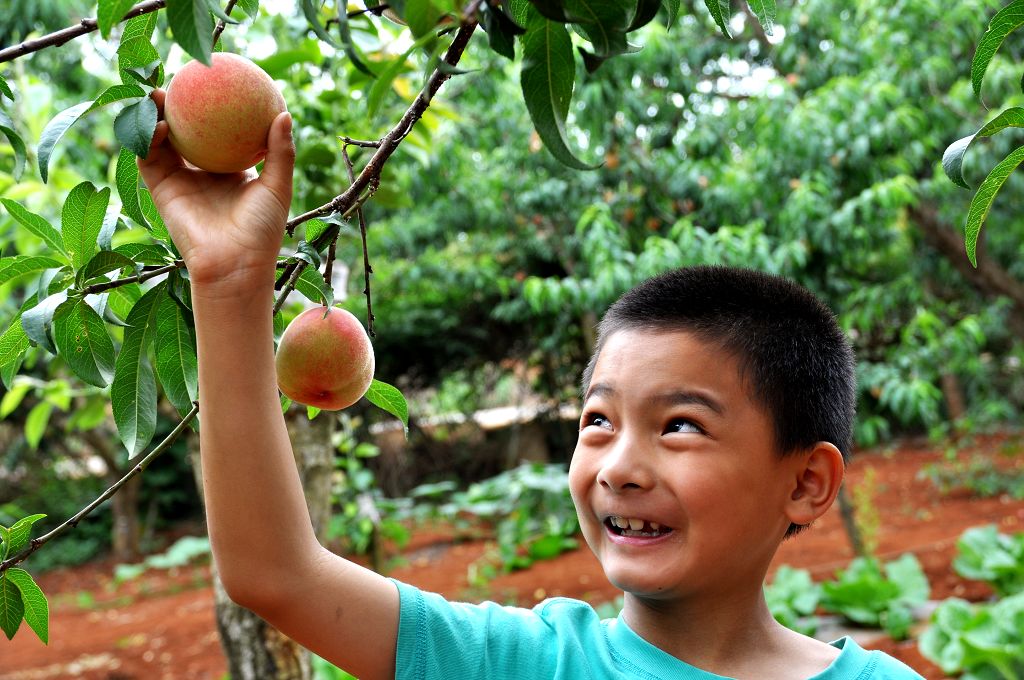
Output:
[819, 637, 925, 679]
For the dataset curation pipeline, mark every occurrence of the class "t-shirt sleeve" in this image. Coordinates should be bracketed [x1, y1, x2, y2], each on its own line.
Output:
[391, 579, 603, 680]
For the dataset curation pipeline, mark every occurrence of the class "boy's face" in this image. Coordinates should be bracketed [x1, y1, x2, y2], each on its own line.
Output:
[569, 329, 800, 603]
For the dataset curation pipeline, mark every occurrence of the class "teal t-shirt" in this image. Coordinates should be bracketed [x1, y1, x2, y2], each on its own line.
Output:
[392, 580, 924, 679]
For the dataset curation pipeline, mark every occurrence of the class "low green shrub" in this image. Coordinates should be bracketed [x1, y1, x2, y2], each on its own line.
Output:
[819, 553, 930, 640]
[919, 593, 1024, 679]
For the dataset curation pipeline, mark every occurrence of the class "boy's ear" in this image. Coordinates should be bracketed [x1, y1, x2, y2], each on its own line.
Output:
[784, 442, 845, 527]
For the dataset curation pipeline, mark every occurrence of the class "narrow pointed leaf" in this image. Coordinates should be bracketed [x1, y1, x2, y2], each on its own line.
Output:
[21, 291, 70, 355]
[116, 147, 152, 230]
[155, 294, 198, 416]
[0, 73, 12, 101]
[519, 10, 596, 169]
[24, 401, 52, 450]
[112, 285, 164, 456]
[237, 0, 259, 19]
[481, 2, 525, 60]
[703, 0, 731, 36]
[335, 2, 375, 76]
[113, 97, 158, 159]
[38, 85, 146, 183]
[98, 0, 139, 37]
[628, 0, 662, 31]
[964, 144, 1024, 267]
[1, 199, 66, 258]
[0, 108, 27, 181]
[0, 576, 23, 640]
[205, 0, 239, 23]
[5, 570, 47, 645]
[365, 379, 409, 437]
[944, 108, 1024, 189]
[294, 266, 335, 308]
[76, 251, 139, 288]
[301, 0, 339, 47]
[0, 256, 63, 287]
[0, 304, 33, 369]
[166, 0, 215, 65]
[746, 0, 775, 35]
[112, 243, 174, 267]
[62, 182, 111, 272]
[972, 0, 1024, 97]
[5, 514, 47, 555]
[367, 32, 435, 118]
[663, 0, 681, 28]
[564, 0, 631, 57]
[53, 299, 117, 387]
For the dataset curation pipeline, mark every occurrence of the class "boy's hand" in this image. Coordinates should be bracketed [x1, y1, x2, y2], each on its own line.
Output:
[137, 89, 295, 292]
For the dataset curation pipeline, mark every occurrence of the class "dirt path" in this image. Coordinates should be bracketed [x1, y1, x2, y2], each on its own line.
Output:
[3, 434, 1022, 679]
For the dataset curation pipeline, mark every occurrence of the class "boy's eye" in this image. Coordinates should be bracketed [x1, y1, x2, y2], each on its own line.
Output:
[582, 413, 612, 430]
[664, 418, 701, 434]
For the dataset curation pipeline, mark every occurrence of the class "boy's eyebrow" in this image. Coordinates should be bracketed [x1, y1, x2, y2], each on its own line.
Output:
[585, 383, 725, 415]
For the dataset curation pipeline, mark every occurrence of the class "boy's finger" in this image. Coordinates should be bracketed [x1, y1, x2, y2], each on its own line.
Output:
[150, 88, 166, 117]
[259, 112, 295, 209]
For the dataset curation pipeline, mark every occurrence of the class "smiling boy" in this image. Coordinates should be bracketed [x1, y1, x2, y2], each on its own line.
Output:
[139, 93, 923, 679]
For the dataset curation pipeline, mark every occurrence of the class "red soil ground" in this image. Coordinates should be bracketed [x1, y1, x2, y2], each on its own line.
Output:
[3, 434, 1023, 680]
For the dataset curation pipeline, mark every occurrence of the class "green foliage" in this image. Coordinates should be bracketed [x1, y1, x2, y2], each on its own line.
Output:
[411, 462, 579, 573]
[764, 565, 821, 636]
[113, 535, 211, 582]
[819, 553, 930, 640]
[919, 593, 1024, 679]
[921, 455, 1024, 500]
[0, 515, 49, 643]
[953, 525, 1024, 596]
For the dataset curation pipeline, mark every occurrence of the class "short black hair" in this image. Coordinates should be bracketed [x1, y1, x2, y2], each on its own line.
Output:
[582, 266, 856, 534]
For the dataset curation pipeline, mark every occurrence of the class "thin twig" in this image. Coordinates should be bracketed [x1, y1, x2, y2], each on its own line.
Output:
[343, 144, 376, 337]
[284, 18, 479, 236]
[0, 402, 200, 574]
[339, 137, 382, 149]
[212, 0, 241, 46]
[273, 261, 309, 315]
[80, 261, 185, 295]
[0, 1, 167, 64]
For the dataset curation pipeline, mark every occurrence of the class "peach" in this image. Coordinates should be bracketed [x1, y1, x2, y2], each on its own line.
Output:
[164, 52, 286, 173]
[275, 307, 375, 411]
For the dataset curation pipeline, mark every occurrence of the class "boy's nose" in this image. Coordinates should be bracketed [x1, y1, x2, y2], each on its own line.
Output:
[596, 436, 654, 492]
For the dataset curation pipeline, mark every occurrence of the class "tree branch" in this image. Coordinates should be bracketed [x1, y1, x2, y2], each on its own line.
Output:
[0, 402, 200, 574]
[285, 18, 479, 235]
[0, 1, 167, 64]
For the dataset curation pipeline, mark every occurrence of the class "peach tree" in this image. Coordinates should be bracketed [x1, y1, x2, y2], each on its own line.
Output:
[0, 0, 781, 649]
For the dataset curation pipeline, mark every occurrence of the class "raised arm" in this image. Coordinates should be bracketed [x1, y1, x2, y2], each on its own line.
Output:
[138, 90, 399, 680]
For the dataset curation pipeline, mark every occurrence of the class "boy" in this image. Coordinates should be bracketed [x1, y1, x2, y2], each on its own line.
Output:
[138, 93, 924, 679]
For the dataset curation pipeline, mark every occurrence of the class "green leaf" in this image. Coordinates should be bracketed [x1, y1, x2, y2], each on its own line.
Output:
[367, 32, 436, 119]
[0, 256, 63, 287]
[6, 514, 46, 555]
[971, 0, 1024, 98]
[62, 182, 111, 272]
[663, 0, 681, 28]
[204, 0, 239, 24]
[0, 380, 31, 418]
[139, 188, 171, 244]
[0, 306, 31, 370]
[628, 0, 662, 32]
[406, 0, 445, 40]
[0, 107, 27, 181]
[53, 299, 117, 387]
[943, 107, 1024, 189]
[0, 73, 12, 101]
[519, 9, 596, 169]
[114, 97, 158, 159]
[121, 60, 164, 88]
[335, 1, 375, 76]
[746, 0, 775, 35]
[481, 2, 525, 60]
[98, 0, 139, 38]
[112, 243, 174, 267]
[24, 401, 53, 450]
[116, 147, 152, 230]
[20, 291, 70, 355]
[112, 284, 164, 456]
[703, 0, 731, 36]
[38, 84, 146, 183]
[166, 0, 215, 66]
[76, 250, 139, 288]
[237, 0, 260, 19]
[563, 0, 632, 57]
[964, 144, 1024, 267]
[0, 199, 67, 258]
[294, 266, 335, 308]
[0, 575, 23, 641]
[155, 294, 198, 416]
[5, 569, 48, 644]
[365, 379, 409, 437]
[301, 0, 339, 47]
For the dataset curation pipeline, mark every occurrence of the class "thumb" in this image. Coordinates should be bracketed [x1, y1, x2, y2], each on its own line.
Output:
[259, 111, 295, 209]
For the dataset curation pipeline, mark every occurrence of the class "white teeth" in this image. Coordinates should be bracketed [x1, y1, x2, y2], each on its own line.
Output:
[649, 522, 660, 531]
[609, 516, 663, 532]
[628, 518, 644, 531]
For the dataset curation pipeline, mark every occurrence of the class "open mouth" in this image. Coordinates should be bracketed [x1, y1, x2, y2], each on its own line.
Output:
[605, 516, 674, 538]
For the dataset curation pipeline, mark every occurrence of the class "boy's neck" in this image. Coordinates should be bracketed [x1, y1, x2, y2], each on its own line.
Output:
[621, 590, 838, 679]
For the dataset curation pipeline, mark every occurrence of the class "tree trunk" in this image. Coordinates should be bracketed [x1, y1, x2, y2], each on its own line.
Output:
[188, 410, 335, 680]
[109, 472, 141, 561]
[835, 483, 866, 558]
